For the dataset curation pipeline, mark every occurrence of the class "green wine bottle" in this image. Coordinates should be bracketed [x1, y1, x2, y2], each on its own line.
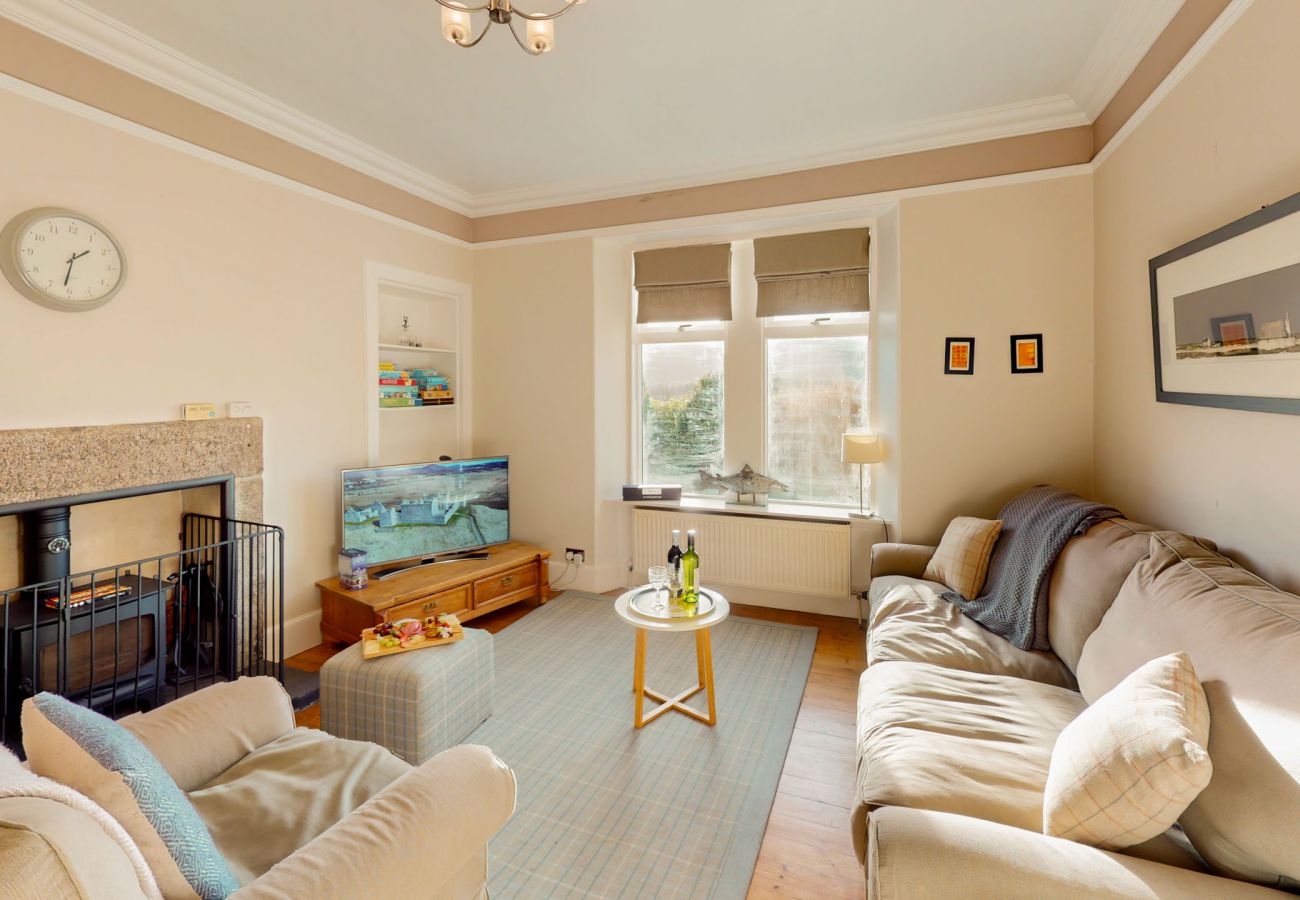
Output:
[682, 530, 699, 605]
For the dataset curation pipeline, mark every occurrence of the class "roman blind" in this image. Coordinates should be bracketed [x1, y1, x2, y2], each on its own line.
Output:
[753, 228, 870, 317]
[634, 243, 732, 324]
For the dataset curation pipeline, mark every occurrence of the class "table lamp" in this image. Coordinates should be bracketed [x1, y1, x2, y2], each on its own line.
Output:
[841, 433, 883, 517]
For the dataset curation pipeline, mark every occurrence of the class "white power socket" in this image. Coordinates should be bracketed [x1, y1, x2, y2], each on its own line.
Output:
[227, 402, 255, 417]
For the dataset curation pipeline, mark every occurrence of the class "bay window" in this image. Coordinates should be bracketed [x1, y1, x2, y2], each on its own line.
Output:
[634, 229, 871, 507]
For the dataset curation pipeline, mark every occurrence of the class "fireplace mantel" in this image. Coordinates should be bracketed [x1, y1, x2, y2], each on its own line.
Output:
[0, 419, 263, 521]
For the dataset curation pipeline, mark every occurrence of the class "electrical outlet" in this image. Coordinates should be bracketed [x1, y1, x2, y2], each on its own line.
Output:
[565, 547, 585, 565]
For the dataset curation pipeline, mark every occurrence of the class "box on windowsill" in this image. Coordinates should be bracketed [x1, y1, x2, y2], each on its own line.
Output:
[622, 484, 683, 502]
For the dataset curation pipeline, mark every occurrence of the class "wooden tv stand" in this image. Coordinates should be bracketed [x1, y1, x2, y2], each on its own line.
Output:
[317, 541, 551, 646]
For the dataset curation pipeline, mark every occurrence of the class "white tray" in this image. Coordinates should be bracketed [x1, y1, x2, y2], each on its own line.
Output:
[629, 585, 718, 620]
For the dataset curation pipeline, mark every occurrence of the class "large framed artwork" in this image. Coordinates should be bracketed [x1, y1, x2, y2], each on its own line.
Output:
[1150, 190, 1300, 415]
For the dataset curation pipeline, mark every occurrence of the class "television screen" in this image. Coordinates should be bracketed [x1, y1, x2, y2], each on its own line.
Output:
[341, 456, 509, 566]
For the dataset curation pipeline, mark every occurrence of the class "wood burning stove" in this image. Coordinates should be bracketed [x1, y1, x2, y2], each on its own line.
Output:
[1, 481, 284, 752]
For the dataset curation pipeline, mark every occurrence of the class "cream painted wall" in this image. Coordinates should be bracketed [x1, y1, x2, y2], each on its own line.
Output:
[0, 87, 473, 654]
[591, 239, 632, 590]
[896, 175, 1095, 542]
[472, 238, 601, 586]
[1094, 0, 1300, 591]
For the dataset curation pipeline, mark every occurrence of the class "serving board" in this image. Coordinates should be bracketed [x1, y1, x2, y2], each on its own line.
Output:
[361, 615, 464, 659]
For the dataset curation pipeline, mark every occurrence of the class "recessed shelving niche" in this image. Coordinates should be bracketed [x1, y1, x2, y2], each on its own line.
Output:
[364, 262, 471, 467]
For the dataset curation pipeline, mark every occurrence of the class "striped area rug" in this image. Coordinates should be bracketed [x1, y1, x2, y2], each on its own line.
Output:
[466, 591, 818, 899]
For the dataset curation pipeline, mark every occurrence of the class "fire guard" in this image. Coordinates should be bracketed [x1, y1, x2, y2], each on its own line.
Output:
[1, 513, 285, 751]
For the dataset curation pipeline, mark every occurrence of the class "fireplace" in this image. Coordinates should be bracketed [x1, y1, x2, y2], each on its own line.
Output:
[0, 419, 282, 750]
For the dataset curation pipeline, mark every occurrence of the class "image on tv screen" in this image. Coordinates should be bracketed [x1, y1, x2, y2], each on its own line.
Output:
[341, 456, 509, 565]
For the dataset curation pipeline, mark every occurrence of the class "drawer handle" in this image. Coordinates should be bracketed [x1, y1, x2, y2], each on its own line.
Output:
[500, 575, 515, 587]
[422, 600, 439, 612]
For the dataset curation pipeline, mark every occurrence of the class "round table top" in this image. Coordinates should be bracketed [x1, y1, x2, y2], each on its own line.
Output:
[614, 585, 730, 632]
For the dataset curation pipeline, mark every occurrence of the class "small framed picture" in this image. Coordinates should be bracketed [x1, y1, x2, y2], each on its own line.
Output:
[945, 337, 975, 374]
[1010, 334, 1043, 373]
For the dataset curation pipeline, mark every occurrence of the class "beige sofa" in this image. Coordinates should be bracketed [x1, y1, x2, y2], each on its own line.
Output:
[856, 518, 1300, 899]
[2, 677, 515, 899]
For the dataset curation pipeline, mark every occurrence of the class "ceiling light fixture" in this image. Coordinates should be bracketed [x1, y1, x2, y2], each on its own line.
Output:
[436, 0, 585, 55]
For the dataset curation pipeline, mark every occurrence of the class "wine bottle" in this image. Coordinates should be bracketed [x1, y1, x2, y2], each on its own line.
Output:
[667, 530, 683, 598]
[682, 530, 699, 605]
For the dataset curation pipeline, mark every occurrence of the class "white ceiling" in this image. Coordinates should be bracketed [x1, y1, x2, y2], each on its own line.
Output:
[2, 0, 1182, 214]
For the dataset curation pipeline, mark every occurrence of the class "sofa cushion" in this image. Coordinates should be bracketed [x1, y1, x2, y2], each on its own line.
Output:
[852, 660, 1087, 859]
[1047, 518, 1155, 673]
[1078, 533, 1300, 890]
[0, 796, 149, 900]
[188, 728, 410, 885]
[121, 677, 296, 793]
[1044, 651, 1212, 850]
[868, 575, 1075, 688]
[922, 516, 1003, 600]
[23, 693, 238, 900]
[867, 806, 1291, 900]
[0, 822, 85, 900]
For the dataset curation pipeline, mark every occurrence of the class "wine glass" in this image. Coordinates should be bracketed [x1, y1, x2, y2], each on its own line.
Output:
[648, 565, 669, 612]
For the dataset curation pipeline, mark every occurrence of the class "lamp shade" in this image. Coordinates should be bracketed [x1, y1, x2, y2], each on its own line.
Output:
[841, 433, 883, 465]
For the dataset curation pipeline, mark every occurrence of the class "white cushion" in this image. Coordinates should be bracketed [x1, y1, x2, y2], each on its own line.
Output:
[1045, 651, 1211, 850]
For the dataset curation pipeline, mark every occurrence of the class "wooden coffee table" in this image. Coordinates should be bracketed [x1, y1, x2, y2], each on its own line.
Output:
[614, 586, 730, 729]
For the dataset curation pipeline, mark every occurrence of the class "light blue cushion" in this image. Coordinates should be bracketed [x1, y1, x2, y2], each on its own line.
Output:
[31, 693, 239, 900]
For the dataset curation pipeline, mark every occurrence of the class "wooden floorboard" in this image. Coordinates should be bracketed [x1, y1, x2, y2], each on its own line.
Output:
[289, 590, 866, 900]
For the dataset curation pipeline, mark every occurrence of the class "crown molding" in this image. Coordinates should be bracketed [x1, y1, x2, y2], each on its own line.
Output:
[470, 94, 1090, 216]
[0, 0, 1095, 219]
[1093, 0, 1254, 169]
[1072, 0, 1184, 120]
[1, 0, 1207, 224]
[0, 0, 476, 215]
[0, 72, 474, 250]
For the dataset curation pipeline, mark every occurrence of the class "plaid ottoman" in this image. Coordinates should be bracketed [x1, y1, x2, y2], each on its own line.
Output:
[319, 628, 494, 765]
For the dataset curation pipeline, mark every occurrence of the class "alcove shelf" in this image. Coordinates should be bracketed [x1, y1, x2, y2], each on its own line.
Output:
[364, 262, 471, 467]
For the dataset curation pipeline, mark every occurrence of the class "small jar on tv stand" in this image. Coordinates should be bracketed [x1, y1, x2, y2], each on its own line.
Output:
[338, 549, 369, 590]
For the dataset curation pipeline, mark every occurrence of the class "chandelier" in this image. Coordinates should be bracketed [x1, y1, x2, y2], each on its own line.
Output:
[435, 0, 586, 55]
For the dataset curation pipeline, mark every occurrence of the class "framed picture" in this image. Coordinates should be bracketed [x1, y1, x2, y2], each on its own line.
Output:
[1010, 334, 1043, 373]
[945, 337, 975, 374]
[1150, 190, 1300, 415]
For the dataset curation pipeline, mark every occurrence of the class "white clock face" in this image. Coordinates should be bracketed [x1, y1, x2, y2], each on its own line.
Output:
[13, 213, 124, 309]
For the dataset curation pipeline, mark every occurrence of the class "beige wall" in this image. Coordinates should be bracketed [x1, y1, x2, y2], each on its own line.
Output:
[1094, 0, 1300, 591]
[896, 175, 1095, 541]
[472, 238, 601, 584]
[0, 87, 473, 654]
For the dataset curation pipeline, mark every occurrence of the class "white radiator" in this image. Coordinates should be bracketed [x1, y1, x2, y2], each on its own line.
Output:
[632, 508, 850, 599]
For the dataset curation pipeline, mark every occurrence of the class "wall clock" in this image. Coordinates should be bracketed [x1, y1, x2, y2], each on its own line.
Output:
[0, 207, 127, 312]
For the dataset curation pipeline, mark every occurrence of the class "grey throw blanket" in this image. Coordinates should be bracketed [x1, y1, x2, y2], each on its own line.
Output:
[944, 486, 1120, 651]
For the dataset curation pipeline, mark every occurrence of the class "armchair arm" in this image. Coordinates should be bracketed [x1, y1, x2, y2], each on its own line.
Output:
[120, 676, 295, 792]
[867, 806, 1288, 899]
[233, 744, 516, 900]
[869, 543, 937, 581]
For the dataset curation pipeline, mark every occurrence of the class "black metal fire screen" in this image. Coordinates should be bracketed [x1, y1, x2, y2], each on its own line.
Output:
[2, 514, 284, 750]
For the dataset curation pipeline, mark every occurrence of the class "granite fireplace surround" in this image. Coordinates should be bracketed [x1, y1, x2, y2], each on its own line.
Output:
[0, 418, 263, 519]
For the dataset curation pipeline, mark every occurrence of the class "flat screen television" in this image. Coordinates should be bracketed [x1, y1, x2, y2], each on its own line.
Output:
[340, 456, 510, 570]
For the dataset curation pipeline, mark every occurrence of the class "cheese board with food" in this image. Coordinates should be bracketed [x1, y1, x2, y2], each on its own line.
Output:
[361, 614, 463, 659]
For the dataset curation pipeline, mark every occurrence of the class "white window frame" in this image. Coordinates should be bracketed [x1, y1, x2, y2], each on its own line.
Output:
[630, 229, 874, 509]
[760, 312, 871, 507]
[632, 315, 729, 496]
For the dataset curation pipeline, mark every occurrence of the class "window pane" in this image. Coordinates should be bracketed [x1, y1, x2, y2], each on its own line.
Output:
[766, 335, 869, 505]
[641, 341, 725, 493]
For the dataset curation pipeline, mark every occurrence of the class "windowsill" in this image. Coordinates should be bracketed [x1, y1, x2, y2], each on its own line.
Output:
[630, 496, 879, 525]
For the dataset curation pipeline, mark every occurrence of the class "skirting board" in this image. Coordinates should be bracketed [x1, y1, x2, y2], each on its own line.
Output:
[268, 610, 323, 661]
[550, 560, 625, 596]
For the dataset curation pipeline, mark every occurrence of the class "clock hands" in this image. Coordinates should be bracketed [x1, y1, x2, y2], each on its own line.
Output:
[63, 250, 90, 286]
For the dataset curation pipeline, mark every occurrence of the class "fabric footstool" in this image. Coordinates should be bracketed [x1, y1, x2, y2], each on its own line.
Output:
[319, 628, 494, 765]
